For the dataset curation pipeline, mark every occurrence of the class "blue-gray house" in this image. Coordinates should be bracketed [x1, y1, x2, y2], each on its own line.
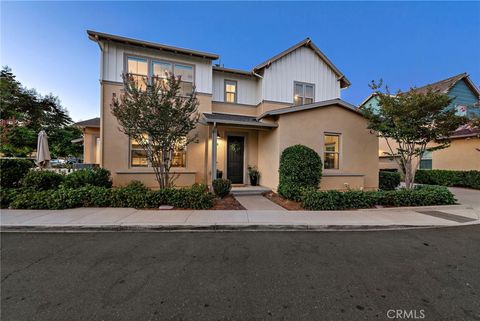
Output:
[360, 73, 480, 171]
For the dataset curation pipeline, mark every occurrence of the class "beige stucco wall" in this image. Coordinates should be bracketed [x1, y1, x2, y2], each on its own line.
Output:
[83, 127, 100, 164]
[257, 126, 280, 189]
[257, 106, 379, 191]
[101, 83, 212, 188]
[211, 102, 257, 116]
[257, 101, 291, 116]
[431, 138, 480, 170]
[378, 137, 480, 172]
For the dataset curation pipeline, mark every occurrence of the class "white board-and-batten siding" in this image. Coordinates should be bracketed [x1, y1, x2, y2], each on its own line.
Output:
[100, 41, 213, 94]
[262, 46, 341, 103]
[212, 72, 260, 105]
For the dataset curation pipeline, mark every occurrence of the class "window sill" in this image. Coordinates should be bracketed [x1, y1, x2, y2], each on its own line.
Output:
[323, 172, 364, 177]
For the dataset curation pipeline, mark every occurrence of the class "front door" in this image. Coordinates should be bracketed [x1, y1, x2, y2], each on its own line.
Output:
[227, 136, 245, 184]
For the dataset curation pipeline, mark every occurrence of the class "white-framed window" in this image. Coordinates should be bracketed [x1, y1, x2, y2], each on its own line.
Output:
[294, 82, 315, 106]
[224, 80, 237, 103]
[324, 134, 340, 169]
[419, 151, 432, 170]
[126, 56, 194, 96]
[130, 134, 187, 168]
[174, 64, 194, 96]
[127, 57, 148, 90]
[130, 134, 149, 167]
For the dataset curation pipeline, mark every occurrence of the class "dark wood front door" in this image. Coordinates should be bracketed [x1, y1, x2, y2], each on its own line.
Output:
[227, 136, 245, 184]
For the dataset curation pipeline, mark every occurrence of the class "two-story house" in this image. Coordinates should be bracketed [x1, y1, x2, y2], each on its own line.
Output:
[87, 30, 378, 190]
[361, 73, 480, 172]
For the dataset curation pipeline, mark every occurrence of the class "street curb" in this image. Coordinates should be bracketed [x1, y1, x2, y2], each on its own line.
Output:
[0, 224, 453, 232]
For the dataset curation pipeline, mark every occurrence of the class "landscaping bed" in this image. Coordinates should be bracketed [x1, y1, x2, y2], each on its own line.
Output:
[264, 185, 457, 211]
[263, 191, 303, 211]
[0, 161, 215, 210]
[212, 194, 246, 210]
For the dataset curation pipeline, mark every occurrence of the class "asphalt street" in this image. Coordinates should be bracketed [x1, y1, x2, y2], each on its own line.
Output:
[1, 226, 479, 321]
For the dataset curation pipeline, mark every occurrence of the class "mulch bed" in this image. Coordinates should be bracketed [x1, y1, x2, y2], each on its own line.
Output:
[263, 191, 304, 211]
[212, 194, 246, 210]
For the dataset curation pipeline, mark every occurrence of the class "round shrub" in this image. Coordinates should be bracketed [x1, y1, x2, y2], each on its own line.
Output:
[0, 159, 34, 188]
[62, 168, 112, 188]
[278, 145, 322, 200]
[379, 171, 401, 190]
[212, 178, 232, 198]
[21, 170, 64, 190]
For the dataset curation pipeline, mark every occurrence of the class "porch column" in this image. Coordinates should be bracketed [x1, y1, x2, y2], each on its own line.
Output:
[211, 124, 217, 183]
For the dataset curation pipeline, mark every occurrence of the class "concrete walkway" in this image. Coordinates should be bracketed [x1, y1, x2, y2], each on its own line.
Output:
[235, 195, 286, 211]
[449, 187, 480, 211]
[1, 204, 478, 230]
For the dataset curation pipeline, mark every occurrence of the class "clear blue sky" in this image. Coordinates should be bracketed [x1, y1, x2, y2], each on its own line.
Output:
[2, 1, 479, 122]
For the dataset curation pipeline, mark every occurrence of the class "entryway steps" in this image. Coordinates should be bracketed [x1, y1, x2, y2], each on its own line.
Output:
[231, 186, 271, 196]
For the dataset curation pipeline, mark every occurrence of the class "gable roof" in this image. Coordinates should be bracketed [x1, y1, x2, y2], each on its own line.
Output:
[253, 38, 351, 88]
[413, 73, 480, 98]
[258, 98, 362, 119]
[450, 124, 480, 139]
[75, 117, 100, 128]
[87, 30, 219, 60]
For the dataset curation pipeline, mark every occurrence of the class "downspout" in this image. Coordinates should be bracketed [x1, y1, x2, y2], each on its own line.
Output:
[211, 122, 218, 186]
[97, 39, 105, 167]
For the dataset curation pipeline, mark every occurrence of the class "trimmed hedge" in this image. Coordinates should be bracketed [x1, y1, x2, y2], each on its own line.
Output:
[379, 171, 401, 190]
[302, 185, 456, 210]
[415, 170, 480, 190]
[62, 168, 112, 188]
[212, 178, 232, 198]
[278, 145, 323, 201]
[21, 170, 64, 190]
[0, 159, 34, 188]
[3, 183, 214, 210]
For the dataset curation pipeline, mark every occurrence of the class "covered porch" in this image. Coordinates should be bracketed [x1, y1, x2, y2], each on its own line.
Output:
[201, 112, 277, 188]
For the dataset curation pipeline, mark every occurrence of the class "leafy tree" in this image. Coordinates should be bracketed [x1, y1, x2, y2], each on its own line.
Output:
[0, 66, 78, 157]
[362, 81, 468, 189]
[48, 125, 83, 158]
[111, 72, 199, 189]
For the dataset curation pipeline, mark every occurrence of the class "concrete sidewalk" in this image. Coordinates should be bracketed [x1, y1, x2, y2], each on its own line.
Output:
[1, 204, 479, 231]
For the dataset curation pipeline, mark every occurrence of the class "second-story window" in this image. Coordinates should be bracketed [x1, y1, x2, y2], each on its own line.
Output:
[126, 56, 194, 96]
[152, 61, 193, 96]
[294, 82, 315, 106]
[174, 64, 194, 96]
[224, 80, 237, 103]
[127, 57, 148, 90]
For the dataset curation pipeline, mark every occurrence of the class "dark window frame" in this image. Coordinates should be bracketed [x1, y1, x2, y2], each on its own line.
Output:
[224, 79, 238, 103]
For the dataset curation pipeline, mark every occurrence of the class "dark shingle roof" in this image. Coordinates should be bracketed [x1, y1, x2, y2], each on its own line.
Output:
[202, 113, 277, 128]
[450, 125, 480, 139]
[75, 117, 100, 128]
[413, 73, 480, 98]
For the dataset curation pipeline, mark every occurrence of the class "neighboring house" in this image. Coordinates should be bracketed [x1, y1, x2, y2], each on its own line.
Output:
[75, 117, 101, 164]
[88, 30, 378, 190]
[360, 73, 480, 172]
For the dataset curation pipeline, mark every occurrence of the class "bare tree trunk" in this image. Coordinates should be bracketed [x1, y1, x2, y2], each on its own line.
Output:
[404, 160, 412, 189]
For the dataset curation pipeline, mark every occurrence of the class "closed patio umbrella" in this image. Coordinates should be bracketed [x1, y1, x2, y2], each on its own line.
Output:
[36, 130, 51, 168]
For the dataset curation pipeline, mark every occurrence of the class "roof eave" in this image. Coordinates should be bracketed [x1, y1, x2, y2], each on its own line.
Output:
[87, 30, 219, 60]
